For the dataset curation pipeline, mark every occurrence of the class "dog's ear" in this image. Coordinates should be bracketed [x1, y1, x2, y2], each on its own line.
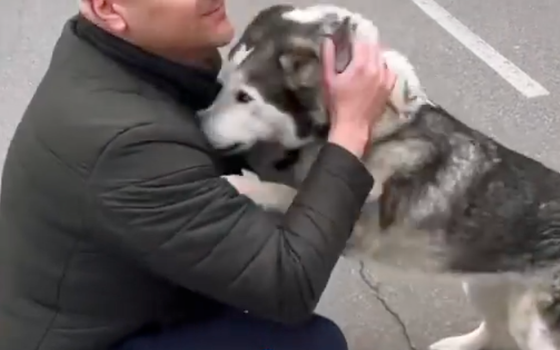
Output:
[279, 38, 321, 90]
[228, 5, 295, 63]
[279, 16, 356, 90]
[329, 17, 355, 73]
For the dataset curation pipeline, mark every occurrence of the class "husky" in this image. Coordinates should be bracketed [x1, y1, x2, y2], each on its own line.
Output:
[201, 4, 560, 350]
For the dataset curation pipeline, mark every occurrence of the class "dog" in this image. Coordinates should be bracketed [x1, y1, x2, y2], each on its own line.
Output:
[201, 5, 560, 350]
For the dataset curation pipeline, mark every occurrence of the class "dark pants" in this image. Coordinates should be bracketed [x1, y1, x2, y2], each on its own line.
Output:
[117, 308, 348, 350]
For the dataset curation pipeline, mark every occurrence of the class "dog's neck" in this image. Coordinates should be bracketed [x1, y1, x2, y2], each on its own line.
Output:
[364, 104, 498, 230]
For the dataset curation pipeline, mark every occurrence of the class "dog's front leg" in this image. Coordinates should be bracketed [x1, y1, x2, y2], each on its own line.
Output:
[430, 277, 517, 350]
[509, 290, 559, 350]
[507, 270, 560, 350]
[222, 174, 297, 213]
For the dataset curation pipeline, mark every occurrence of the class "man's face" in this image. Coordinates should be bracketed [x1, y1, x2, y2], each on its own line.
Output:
[97, 0, 235, 59]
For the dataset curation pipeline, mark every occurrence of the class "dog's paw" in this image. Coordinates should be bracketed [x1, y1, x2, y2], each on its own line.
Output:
[222, 174, 297, 213]
[429, 323, 490, 350]
[533, 270, 560, 328]
[535, 289, 560, 328]
[429, 337, 486, 350]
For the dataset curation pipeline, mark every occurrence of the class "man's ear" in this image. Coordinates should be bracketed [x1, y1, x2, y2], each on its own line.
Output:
[279, 39, 321, 90]
[81, 0, 126, 32]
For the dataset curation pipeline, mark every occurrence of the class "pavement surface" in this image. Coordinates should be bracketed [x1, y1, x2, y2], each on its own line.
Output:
[1, 0, 558, 349]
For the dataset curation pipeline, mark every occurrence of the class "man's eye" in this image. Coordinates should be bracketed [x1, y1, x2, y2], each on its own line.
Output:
[235, 90, 253, 103]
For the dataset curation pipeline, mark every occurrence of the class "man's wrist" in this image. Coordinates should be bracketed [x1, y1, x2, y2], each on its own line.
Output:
[327, 123, 371, 159]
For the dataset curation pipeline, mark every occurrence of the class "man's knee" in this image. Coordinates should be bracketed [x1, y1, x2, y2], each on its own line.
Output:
[306, 315, 348, 350]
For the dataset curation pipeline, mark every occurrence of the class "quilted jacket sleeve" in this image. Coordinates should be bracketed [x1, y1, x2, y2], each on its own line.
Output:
[86, 122, 373, 324]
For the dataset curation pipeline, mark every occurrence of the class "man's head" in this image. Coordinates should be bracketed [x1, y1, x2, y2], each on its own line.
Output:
[79, 0, 234, 64]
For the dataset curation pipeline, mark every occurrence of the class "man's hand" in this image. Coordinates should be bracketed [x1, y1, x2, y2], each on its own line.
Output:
[322, 38, 397, 158]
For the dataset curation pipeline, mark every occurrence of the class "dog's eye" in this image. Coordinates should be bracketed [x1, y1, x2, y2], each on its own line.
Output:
[235, 90, 253, 103]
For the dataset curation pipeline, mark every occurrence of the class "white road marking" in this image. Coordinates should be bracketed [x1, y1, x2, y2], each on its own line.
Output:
[410, 0, 549, 98]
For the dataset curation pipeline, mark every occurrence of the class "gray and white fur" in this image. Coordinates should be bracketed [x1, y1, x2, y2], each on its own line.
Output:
[201, 5, 560, 350]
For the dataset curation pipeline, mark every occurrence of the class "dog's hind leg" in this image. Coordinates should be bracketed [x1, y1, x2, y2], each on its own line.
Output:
[430, 277, 517, 350]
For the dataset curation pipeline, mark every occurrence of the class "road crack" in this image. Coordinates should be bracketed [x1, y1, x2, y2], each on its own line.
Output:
[358, 261, 418, 350]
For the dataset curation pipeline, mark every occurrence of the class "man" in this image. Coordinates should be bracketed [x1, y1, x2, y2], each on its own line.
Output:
[0, 0, 395, 349]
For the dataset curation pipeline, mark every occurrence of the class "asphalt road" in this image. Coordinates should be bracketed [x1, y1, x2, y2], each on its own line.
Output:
[1, 0, 558, 349]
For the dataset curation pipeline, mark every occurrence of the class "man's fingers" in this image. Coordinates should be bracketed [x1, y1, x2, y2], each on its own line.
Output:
[384, 65, 397, 92]
[346, 41, 371, 74]
[368, 41, 382, 71]
[321, 38, 336, 83]
[377, 52, 397, 94]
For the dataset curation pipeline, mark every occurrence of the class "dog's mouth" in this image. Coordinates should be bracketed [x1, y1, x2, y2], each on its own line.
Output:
[273, 149, 302, 171]
[217, 143, 244, 155]
[271, 123, 330, 171]
[313, 123, 330, 139]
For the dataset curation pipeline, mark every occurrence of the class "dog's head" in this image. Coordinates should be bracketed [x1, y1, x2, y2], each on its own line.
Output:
[201, 5, 428, 155]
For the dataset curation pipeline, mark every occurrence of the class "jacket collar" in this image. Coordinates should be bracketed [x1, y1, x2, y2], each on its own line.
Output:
[72, 15, 223, 111]
[71, 15, 249, 174]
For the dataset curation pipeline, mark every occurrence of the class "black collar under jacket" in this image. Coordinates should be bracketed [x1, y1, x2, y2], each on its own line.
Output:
[73, 14, 222, 111]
